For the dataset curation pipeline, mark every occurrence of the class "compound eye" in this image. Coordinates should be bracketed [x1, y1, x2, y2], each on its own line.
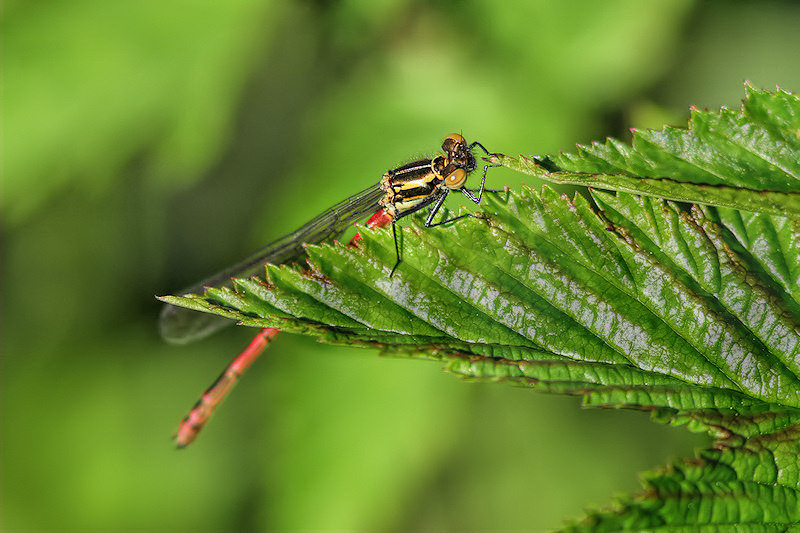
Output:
[442, 133, 465, 153]
[445, 167, 468, 188]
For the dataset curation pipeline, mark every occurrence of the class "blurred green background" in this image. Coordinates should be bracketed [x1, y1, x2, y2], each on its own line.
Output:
[3, 0, 799, 530]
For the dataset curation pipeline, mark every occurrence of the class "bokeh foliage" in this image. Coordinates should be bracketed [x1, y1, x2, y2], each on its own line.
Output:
[3, 0, 799, 530]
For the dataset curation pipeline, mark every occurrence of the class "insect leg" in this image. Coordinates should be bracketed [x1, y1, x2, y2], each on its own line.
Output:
[389, 222, 402, 277]
[424, 189, 479, 228]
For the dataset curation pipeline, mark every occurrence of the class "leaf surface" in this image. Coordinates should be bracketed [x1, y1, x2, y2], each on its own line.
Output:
[161, 84, 800, 530]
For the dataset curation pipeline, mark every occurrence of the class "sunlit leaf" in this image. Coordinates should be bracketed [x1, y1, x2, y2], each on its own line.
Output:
[162, 84, 800, 530]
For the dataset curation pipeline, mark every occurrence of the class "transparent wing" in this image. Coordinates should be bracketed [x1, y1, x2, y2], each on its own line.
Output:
[159, 182, 385, 344]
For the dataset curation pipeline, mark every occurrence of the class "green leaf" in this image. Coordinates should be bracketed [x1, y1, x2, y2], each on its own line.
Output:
[495, 83, 800, 218]
[162, 84, 800, 530]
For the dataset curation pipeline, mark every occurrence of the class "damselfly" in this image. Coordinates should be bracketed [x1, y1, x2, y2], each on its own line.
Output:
[160, 133, 496, 447]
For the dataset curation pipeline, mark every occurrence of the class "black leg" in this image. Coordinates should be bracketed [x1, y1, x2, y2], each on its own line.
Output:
[424, 191, 450, 226]
[424, 189, 480, 228]
[424, 161, 502, 227]
[467, 140, 504, 202]
[423, 189, 480, 228]
[425, 212, 477, 228]
[469, 141, 491, 155]
[389, 222, 402, 277]
[460, 160, 499, 204]
[462, 187, 503, 195]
